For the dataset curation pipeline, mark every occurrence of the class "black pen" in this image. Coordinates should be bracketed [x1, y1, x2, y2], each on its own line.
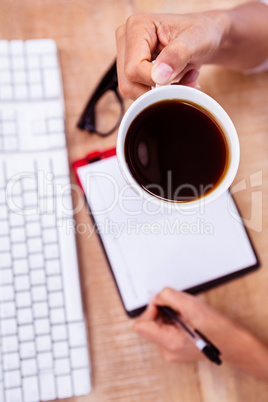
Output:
[158, 306, 222, 365]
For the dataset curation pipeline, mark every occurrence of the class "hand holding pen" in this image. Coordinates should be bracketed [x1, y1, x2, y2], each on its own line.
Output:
[133, 288, 268, 377]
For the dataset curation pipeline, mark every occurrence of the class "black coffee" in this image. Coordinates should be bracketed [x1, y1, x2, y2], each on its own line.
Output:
[124, 100, 229, 202]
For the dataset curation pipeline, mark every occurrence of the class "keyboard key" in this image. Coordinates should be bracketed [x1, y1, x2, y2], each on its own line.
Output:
[46, 259, 60, 275]
[3, 121, 16, 135]
[26, 55, 40, 69]
[23, 191, 38, 208]
[13, 259, 28, 275]
[12, 243, 27, 258]
[44, 69, 60, 98]
[53, 341, 68, 358]
[0, 70, 11, 83]
[0, 85, 13, 99]
[42, 54, 58, 68]
[14, 84, 28, 100]
[41, 214, 56, 228]
[20, 341, 35, 359]
[30, 84, 43, 99]
[16, 291, 31, 308]
[5, 387, 23, 402]
[30, 269, 46, 285]
[26, 222, 41, 239]
[37, 352, 53, 370]
[56, 375, 73, 399]
[0, 285, 14, 302]
[0, 204, 8, 218]
[13, 70, 27, 84]
[1, 318, 17, 336]
[0, 220, 9, 235]
[47, 275, 62, 291]
[48, 117, 64, 133]
[70, 347, 89, 369]
[48, 291, 63, 308]
[11, 55, 25, 70]
[0, 252, 12, 268]
[0, 56, 10, 69]
[36, 335, 51, 353]
[33, 302, 48, 318]
[28, 69, 41, 84]
[32, 119, 47, 135]
[0, 236, 10, 252]
[10, 227, 26, 242]
[4, 370, 21, 388]
[10, 40, 24, 54]
[44, 243, 59, 259]
[2, 335, 19, 353]
[27, 237, 43, 253]
[0, 301, 16, 318]
[68, 322, 87, 347]
[54, 358, 70, 375]
[50, 307, 65, 325]
[21, 358, 37, 376]
[15, 275, 30, 291]
[29, 253, 44, 269]
[17, 308, 33, 325]
[3, 352, 20, 370]
[26, 39, 56, 54]
[34, 318, 50, 335]
[58, 224, 83, 321]
[0, 268, 13, 284]
[31, 285, 47, 302]
[39, 372, 56, 401]
[72, 368, 91, 396]
[22, 376, 39, 402]
[52, 324, 67, 341]
[9, 211, 24, 226]
[0, 40, 9, 54]
[43, 228, 57, 244]
[19, 324, 34, 342]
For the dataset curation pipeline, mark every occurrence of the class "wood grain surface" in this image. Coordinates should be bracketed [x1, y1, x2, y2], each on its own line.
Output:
[1, 1, 268, 401]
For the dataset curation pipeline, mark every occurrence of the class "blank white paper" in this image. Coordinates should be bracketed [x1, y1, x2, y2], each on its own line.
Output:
[77, 156, 258, 312]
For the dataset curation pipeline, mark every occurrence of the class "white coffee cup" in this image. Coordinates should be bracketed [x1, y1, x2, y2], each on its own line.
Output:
[116, 85, 240, 210]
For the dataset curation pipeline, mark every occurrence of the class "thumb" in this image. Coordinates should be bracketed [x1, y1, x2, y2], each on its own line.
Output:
[151, 38, 192, 85]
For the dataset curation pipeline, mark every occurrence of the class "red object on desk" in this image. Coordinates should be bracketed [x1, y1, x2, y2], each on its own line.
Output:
[72, 147, 116, 193]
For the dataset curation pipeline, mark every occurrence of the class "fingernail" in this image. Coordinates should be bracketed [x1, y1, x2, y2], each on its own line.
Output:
[152, 63, 173, 85]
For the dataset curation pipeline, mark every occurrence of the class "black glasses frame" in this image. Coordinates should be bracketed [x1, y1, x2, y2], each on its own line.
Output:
[77, 60, 124, 137]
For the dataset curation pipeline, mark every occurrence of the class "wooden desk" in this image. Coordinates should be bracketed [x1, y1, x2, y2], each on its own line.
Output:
[2, 0, 268, 401]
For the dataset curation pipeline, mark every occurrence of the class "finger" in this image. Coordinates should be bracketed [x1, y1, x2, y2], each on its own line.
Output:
[152, 288, 203, 323]
[180, 69, 199, 84]
[135, 303, 158, 323]
[134, 317, 183, 350]
[151, 27, 203, 85]
[124, 14, 157, 87]
[179, 69, 201, 90]
[116, 23, 151, 99]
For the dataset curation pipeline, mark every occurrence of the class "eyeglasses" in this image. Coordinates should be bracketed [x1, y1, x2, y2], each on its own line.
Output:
[77, 60, 124, 137]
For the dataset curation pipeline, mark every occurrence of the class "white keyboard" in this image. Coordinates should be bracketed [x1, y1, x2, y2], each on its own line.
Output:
[0, 39, 91, 402]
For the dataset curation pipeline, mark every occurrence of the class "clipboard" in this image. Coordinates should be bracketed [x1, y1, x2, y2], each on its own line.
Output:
[73, 147, 260, 318]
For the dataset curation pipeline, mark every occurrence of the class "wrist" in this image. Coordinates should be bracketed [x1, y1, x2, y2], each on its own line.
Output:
[224, 327, 268, 380]
[204, 9, 232, 58]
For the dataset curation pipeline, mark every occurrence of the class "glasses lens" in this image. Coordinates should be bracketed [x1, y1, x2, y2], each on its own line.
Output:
[94, 89, 123, 135]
